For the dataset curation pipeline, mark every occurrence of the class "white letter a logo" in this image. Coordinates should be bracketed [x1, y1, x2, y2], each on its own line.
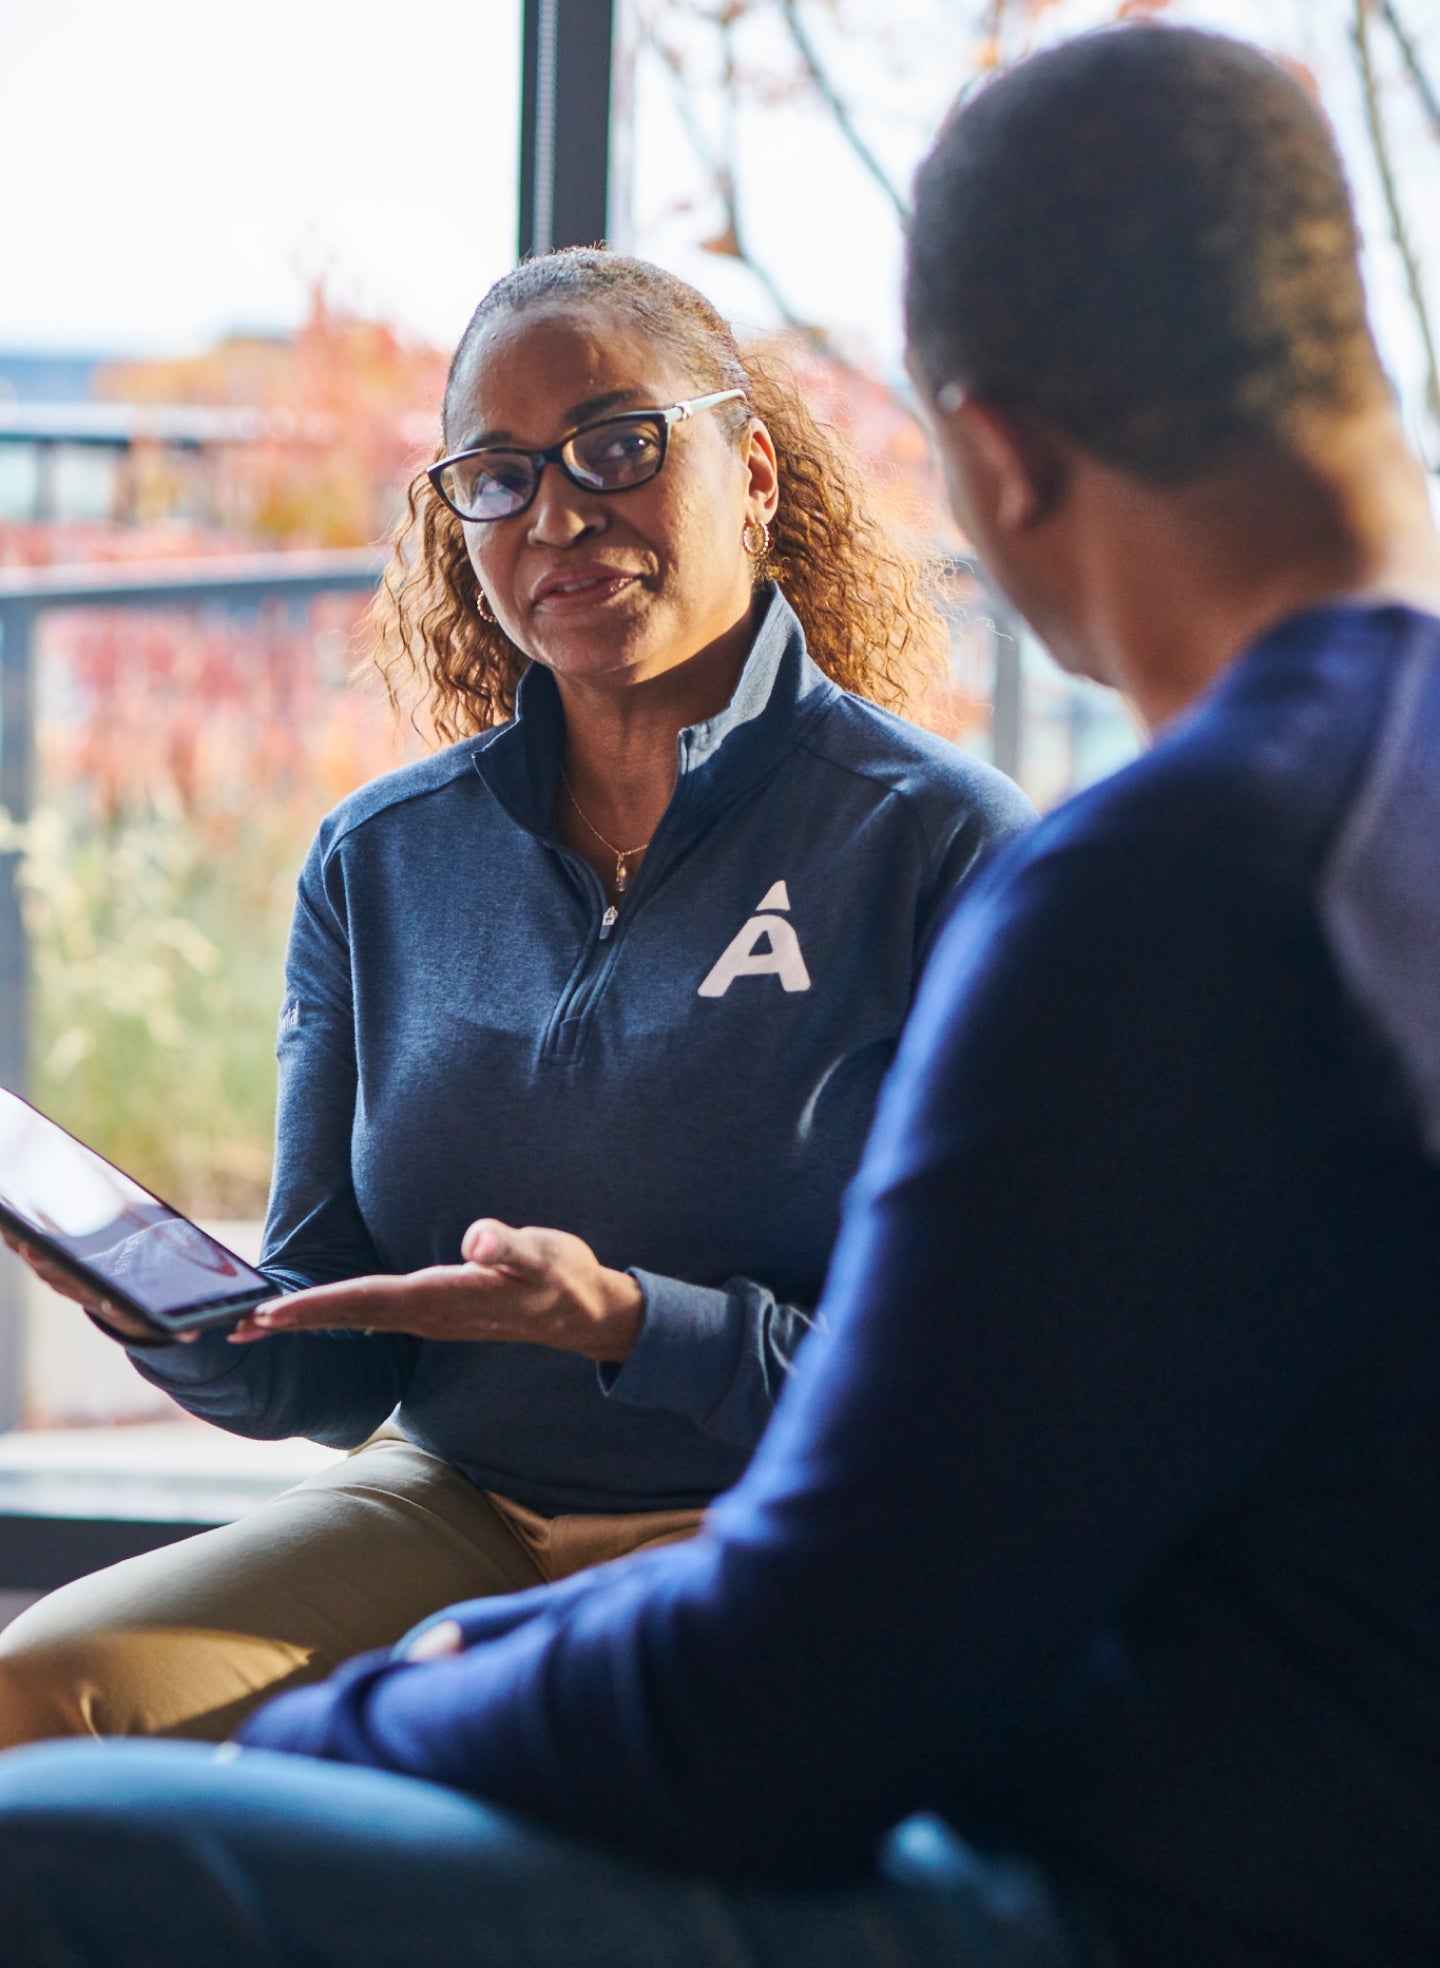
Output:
[698, 884, 811, 998]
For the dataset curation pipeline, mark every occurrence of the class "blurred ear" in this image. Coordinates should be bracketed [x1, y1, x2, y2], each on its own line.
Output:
[744, 418, 780, 522]
[942, 393, 1068, 536]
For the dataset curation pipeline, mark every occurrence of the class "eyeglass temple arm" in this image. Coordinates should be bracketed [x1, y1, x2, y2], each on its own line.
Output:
[672, 389, 747, 423]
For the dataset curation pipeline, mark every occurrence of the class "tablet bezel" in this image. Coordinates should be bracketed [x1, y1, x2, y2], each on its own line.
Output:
[0, 1091, 277, 1337]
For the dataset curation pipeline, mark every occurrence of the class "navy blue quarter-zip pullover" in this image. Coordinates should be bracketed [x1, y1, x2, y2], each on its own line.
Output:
[131, 588, 1033, 1510]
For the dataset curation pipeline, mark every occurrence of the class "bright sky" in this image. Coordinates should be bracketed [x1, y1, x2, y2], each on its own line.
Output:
[627, 0, 1440, 457]
[0, 0, 521, 355]
[2, 0, 1437, 457]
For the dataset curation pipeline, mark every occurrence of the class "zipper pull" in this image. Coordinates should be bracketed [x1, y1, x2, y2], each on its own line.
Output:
[599, 904, 618, 942]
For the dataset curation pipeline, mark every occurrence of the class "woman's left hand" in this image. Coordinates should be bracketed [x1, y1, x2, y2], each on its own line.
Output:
[228, 1220, 644, 1363]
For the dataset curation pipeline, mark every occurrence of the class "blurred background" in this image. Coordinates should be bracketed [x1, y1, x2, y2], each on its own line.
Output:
[0, 0, 1436, 1446]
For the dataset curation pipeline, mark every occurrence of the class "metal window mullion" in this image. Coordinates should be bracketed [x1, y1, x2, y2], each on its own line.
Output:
[519, 0, 615, 258]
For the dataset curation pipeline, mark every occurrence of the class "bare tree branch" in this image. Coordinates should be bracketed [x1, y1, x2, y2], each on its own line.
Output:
[1352, 0, 1440, 443]
[776, 0, 911, 223]
[1377, 0, 1440, 140]
[645, 14, 820, 337]
[638, 9, 946, 444]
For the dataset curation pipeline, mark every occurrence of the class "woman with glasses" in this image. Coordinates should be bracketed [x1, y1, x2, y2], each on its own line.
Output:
[0, 251, 1032, 1747]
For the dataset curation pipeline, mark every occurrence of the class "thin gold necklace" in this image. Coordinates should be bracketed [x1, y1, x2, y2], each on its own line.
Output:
[558, 766, 652, 894]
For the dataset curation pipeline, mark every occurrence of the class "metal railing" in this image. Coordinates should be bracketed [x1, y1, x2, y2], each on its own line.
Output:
[0, 550, 384, 1429]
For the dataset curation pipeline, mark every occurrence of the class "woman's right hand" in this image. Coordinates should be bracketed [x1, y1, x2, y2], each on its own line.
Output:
[0, 1229, 196, 1344]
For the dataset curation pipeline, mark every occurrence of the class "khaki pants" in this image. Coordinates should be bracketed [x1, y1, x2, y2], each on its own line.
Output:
[0, 1439, 701, 1747]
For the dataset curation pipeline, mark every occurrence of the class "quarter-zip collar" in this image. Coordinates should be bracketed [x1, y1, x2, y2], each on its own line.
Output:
[469, 585, 839, 850]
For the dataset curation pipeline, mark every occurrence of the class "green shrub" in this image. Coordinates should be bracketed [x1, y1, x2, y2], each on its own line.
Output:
[7, 797, 311, 1216]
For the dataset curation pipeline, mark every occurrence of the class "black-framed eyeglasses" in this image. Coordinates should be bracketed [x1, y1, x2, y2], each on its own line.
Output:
[427, 388, 748, 523]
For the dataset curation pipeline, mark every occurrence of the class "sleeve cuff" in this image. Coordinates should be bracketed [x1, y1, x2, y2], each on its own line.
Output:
[596, 1269, 743, 1426]
[122, 1265, 292, 1388]
[235, 1679, 343, 1756]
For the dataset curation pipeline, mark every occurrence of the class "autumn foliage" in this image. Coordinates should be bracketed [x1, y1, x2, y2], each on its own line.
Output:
[0, 288, 444, 1214]
[99, 289, 448, 551]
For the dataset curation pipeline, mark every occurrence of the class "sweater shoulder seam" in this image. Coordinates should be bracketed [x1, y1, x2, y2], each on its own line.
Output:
[317, 740, 493, 873]
[792, 726, 951, 865]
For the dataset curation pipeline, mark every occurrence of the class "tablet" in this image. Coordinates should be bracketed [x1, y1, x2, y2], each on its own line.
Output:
[0, 1086, 275, 1336]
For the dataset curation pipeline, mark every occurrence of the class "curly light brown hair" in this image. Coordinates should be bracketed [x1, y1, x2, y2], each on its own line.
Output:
[371, 250, 948, 743]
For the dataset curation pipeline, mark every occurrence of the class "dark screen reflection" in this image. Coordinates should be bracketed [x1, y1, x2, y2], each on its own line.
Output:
[0, 1090, 271, 1317]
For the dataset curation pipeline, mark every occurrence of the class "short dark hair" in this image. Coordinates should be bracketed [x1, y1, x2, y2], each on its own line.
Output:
[904, 26, 1383, 482]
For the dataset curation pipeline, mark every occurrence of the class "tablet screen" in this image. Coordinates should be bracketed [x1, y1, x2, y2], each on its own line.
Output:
[0, 1088, 271, 1318]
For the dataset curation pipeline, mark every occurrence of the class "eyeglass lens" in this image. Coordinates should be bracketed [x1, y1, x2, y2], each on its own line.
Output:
[438, 415, 668, 520]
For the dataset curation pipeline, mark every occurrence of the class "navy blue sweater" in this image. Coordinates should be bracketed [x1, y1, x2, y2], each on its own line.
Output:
[244, 605, 1440, 1966]
[132, 588, 1032, 1510]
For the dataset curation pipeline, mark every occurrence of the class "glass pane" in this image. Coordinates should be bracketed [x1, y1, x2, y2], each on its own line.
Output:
[14, 593, 418, 1429]
[622, 0, 1440, 805]
[0, 0, 521, 1476]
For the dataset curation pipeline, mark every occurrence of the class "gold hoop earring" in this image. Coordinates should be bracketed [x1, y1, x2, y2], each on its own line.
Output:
[477, 589, 496, 623]
[741, 518, 772, 560]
